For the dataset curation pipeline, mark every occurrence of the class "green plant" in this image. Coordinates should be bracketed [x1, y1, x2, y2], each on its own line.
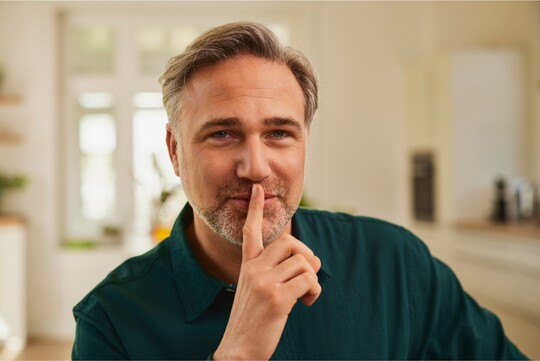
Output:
[0, 173, 27, 211]
[102, 225, 121, 237]
[0, 65, 4, 91]
[299, 193, 312, 208]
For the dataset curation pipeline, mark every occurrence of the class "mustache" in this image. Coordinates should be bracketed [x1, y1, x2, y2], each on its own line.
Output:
[215, 179, 288, 201]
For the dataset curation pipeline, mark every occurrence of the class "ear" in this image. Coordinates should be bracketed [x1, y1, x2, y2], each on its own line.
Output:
[166, 124, 181, 177]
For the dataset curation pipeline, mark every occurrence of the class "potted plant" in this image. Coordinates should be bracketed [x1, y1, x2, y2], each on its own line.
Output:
[0, 172, 26, 214]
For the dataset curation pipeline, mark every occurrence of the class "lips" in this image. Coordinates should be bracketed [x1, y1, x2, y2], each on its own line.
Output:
[230, 193, 277, 201]
[229, 193, 278, 208]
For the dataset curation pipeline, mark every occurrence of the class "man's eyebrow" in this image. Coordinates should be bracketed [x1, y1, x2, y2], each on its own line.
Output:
[264, 117, 303, 132]
[194, 116, 303, 137]
[194, 118, 241, 137]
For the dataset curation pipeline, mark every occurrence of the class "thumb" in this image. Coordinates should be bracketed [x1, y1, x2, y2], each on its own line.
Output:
[242, 184, 265, 262]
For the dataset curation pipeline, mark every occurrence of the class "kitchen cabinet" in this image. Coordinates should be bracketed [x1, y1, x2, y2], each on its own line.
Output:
[0, 217, 26, 359]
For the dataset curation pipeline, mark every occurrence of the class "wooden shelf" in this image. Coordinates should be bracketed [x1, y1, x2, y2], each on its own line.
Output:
[0, 130, 22, 144]
[0, 215, 25, 226]
[0, 94, 22, 106]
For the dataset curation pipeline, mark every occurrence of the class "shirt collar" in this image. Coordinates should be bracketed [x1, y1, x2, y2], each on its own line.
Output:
[168, 204, 232, 323]
[168, 203, 331, 323]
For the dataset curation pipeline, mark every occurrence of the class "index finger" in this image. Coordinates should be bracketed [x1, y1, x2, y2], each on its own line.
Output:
[242, 183, 265, 262]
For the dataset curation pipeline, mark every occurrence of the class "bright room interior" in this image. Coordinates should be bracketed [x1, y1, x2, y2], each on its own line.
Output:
[0, 1, 539, 359]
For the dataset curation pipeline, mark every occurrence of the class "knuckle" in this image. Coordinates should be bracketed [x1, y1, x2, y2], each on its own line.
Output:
[289, 240, 314, 258]
[311, 255, 322, 271]
[278, 236, 294, 251]
[292, 254, 312, 272]
[304, 246, 315, 258]
[303, 271, 317, 284]
[291, 253, 306, 264]
[268, 285, 292, 313]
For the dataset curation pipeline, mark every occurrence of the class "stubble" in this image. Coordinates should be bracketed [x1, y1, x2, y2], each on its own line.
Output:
[190, 179, 297, 246]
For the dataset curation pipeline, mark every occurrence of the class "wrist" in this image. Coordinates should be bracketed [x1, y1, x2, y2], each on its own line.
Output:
[213, 345, 250, 361]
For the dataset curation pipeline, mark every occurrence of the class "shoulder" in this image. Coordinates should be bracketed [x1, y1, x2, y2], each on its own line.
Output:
[296, 207, 407, 232]
[295, 207, 426, 252]
[73, 239, 173, 318]
[293, 208, 435, 279]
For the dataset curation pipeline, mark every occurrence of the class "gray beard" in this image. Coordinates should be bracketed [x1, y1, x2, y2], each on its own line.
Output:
[190, 180, 297, 247]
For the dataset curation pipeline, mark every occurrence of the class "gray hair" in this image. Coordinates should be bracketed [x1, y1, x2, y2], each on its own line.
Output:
[159, 21, 318, 133]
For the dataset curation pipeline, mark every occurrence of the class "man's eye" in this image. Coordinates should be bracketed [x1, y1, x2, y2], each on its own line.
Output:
[212, 131, 230, 139]
[270, 130, 289, 138]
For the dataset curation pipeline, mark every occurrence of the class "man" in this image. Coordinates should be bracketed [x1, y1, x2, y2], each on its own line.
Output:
[72, 22, 527, 360]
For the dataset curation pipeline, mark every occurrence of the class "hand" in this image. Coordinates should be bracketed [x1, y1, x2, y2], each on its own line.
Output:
[213, 184, 322, 361]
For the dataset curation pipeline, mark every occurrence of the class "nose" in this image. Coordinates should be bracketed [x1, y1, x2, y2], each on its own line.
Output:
[236, 137, 271, 182]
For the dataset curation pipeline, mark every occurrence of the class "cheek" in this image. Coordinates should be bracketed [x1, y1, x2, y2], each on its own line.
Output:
[275, 150, 306, 190]
[198, 152, 232, 177]
[184, 153, 233, 194]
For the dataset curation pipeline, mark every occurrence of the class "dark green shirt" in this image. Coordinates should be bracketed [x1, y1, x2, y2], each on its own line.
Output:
[72, 205, 527, 360]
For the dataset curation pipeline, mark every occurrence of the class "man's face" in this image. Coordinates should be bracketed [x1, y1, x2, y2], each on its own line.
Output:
[167, 55, 308, 246]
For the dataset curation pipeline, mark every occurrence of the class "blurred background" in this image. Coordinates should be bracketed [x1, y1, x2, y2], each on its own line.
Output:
[0, 1, 539, 359]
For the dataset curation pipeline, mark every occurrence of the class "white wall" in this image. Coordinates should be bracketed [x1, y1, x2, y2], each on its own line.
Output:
[308, 2, 412, 222]
[0, 2, 61, 338]
[0, 1, 538, 340]
[306, 1, 538, 224]
[426, 1, 539, 181]
[537, 5, 540, 186]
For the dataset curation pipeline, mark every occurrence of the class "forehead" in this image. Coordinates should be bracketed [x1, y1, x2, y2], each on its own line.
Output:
[180, 55, 305, 128]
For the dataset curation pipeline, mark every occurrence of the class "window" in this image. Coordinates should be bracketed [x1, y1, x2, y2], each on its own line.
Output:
[78, 95, 117, 221]
[132, 92, 182, 237]
[61, 11, 291, 250]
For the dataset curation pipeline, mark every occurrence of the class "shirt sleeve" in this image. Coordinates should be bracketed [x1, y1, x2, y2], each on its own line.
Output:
[406, 231, 529, 360]
[72, 312, 129, 360]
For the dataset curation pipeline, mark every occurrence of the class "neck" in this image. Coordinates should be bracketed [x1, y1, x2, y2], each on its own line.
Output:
[185, 211, 292, 285]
